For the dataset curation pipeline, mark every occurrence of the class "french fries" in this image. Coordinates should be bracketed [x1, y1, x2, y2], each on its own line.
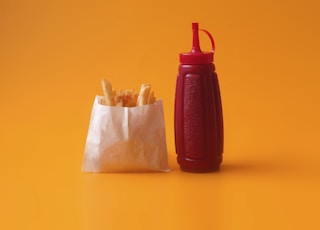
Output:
[100, 79, 156, 107]
[147, 91, 156, 104]
[137, 84, 151, 106]
[123, 90, 137, 107]
[101, 79, 115, 106]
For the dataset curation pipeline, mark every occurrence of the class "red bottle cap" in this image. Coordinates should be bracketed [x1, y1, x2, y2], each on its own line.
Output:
[180, 22, 215, 64]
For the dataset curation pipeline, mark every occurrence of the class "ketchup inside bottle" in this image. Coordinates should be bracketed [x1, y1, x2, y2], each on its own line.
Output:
[174, 23, 223, 172]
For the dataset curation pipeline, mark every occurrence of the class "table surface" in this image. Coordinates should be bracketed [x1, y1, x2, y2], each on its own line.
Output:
[1, 0, 320, 229]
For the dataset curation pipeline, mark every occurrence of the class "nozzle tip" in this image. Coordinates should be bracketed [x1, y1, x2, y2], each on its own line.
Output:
[192, 22, 199, 30]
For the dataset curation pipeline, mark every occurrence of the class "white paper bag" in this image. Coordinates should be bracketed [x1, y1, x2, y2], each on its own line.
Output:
[82, 96, 170, 172]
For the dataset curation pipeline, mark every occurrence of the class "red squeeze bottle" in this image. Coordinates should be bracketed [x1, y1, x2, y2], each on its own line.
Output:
[174, 22, 224, 172]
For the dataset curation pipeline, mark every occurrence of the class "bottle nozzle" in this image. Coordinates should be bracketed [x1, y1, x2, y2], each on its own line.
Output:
[180, 22, 215, 64]
[192, 23, 201, 53]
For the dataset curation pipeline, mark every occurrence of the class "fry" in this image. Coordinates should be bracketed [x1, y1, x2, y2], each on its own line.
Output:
[133, 93, 138, 105]
[101, 79, 115, 106]
[123, 90, 136, 107]
[137, 84, 151, 106]
[100, 97, 106, 105]
[147, 91, 156, 104]
[115, 90, 124, 107]
[112, 88, 117, 98]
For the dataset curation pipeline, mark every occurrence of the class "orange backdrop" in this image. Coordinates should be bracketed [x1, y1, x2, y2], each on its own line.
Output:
[1, 0, 320, 229]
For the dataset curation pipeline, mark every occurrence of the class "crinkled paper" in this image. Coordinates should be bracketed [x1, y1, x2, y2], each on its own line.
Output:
[82, 96, 169, 172]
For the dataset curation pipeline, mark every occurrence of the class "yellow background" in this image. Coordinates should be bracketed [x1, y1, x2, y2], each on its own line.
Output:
[1, 0, 320, 229]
